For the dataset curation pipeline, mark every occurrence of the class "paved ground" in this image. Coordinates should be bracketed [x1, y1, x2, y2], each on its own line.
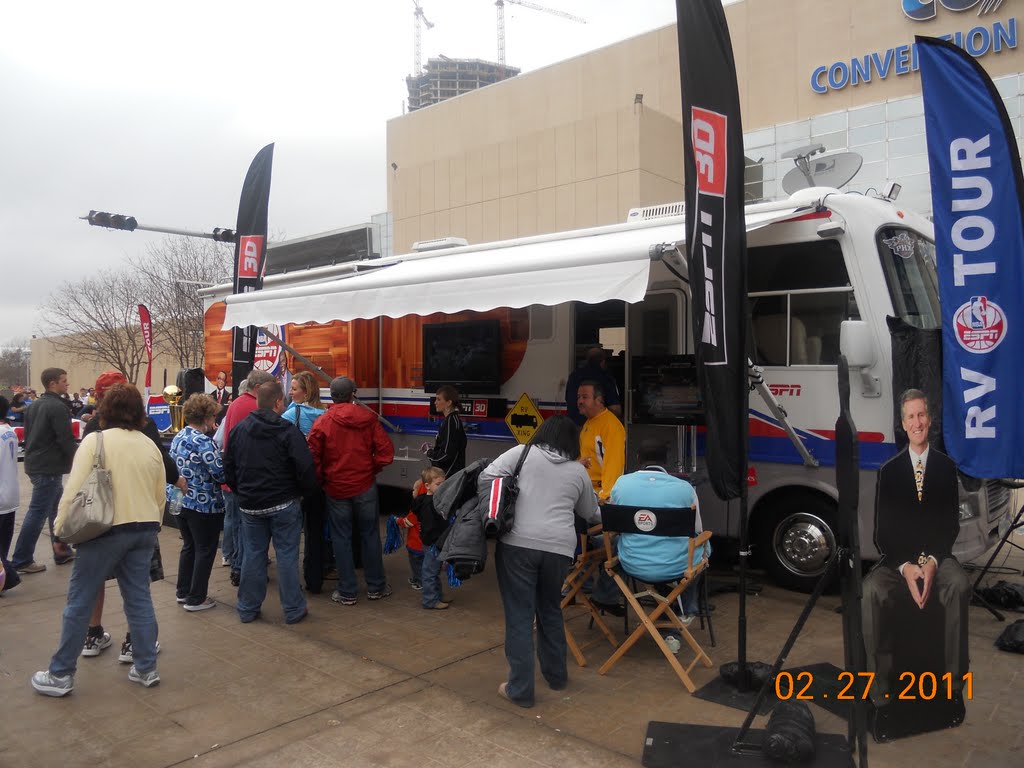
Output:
[1, 465, 1021, 768]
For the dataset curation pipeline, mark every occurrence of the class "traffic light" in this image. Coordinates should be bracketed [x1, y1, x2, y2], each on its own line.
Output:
[87, 210, 137, 231]
[212, 227, 236, 243]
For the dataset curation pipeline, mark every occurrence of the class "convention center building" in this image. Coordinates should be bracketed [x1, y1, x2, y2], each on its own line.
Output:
[385, 0, 1024, 253]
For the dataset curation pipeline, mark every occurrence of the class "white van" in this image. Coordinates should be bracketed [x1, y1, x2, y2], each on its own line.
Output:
[206, 187, 1010, 592]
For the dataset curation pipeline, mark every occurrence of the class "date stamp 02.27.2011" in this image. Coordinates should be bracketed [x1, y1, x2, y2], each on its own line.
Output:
[774, 671, 974, 702]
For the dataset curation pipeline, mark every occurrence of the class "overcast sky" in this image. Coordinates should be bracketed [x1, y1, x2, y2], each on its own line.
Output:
[0, 0, 688, 345]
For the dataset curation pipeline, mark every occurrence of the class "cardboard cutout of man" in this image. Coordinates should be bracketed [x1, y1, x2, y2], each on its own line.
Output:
[861, 389, 970, 705]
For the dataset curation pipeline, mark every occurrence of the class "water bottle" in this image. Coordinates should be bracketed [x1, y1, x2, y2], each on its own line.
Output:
[168, 487, 184, 516]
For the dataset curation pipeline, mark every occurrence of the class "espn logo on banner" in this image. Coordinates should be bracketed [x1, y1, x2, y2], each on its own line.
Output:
[692, 107, 727, 198]
[237, 235, 265, 280]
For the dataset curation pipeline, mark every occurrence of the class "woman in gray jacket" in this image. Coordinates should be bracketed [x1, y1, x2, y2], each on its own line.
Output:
[480, 415, 599, 708]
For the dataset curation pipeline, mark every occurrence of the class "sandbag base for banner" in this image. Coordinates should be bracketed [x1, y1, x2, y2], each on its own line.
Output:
[641, 722, 851, 768]
[693, 664, 776, 715]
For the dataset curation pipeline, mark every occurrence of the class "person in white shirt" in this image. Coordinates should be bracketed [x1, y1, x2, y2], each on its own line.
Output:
[0, 396, 23, 593]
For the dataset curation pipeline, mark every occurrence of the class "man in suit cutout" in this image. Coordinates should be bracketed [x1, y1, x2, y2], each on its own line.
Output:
[861, 389, 970, 705]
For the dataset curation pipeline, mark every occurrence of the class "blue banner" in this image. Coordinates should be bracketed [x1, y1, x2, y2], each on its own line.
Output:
[918, 35, 1024, 479]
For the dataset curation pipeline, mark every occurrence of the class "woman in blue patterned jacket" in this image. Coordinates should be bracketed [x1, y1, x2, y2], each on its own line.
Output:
[170, 394, 226, 612]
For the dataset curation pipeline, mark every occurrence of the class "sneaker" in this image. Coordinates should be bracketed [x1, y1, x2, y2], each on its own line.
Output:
[176, 595, 187, 604]
[424, 601, 450, 610]
[118, 639, 161, 664]
[31, 670, 74, 697]
[367, 585, 393, 601]
[230, 570, 240, 587]
[81, 632, 112, 657]
[221, 556, 230, 567]
[128, 665, 160, 688]
[17, 562, 46, 574]
[183, 598, 216, 612]
[331, 590, 357, 606]
[408, 577, 423, 591]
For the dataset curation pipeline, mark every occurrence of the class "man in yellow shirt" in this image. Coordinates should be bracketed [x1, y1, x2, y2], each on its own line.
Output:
[577, 382, 625, 502]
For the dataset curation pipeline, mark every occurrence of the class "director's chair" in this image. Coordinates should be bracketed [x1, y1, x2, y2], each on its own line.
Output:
[596, 504, 713, 693]
[561, 522, 618, 666]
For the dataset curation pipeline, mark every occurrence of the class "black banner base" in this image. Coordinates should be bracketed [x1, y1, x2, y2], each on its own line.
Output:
[693, 674, 776, 716]
[642, 722, 852, 768]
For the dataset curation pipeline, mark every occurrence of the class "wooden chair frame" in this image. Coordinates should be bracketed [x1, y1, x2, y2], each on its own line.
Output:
[597, 527, 714, 693]
[561, 524, 618, 667]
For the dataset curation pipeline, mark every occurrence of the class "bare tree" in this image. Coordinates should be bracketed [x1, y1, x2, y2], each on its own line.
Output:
[0, 339, 30, 389]
[39, 271, 150, 382]
[131, 237, 233, 369]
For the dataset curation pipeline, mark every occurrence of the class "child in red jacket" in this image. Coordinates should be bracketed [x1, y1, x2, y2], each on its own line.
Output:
[395, 467, 444, 590]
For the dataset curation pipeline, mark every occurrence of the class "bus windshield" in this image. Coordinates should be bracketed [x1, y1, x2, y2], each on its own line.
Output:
[877, 227, 941, 330]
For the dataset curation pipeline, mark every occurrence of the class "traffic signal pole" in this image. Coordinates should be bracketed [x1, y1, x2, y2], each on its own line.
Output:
[83, 210, 237, 243]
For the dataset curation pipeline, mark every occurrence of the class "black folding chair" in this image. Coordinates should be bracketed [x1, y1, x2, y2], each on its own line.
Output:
[596, 504, 713, 693]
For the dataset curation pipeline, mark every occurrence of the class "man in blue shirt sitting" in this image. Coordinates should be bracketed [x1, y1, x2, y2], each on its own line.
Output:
[593, 439, 709, 620]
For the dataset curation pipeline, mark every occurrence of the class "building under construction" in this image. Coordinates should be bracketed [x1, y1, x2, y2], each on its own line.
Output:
[406, 57, 520, 112]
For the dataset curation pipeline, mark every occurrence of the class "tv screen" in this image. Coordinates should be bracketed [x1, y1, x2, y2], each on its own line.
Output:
[631, 355, 705, 425]
[423, 320, 502, 395]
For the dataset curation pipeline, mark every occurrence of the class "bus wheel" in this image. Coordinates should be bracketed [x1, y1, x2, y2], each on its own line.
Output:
[761, 495, 838, 593]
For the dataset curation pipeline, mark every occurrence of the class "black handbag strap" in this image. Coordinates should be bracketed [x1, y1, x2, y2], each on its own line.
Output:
[511, 443, 532, 483]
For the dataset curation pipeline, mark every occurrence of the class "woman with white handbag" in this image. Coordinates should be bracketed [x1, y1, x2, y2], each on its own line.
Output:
[31, 383, 166, 697]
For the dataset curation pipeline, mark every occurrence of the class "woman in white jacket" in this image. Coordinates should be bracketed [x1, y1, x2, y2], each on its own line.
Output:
[480, 415, 599, 708]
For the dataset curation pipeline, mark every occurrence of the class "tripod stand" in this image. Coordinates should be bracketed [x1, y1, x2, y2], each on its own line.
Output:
[970, 479, 1024, 621]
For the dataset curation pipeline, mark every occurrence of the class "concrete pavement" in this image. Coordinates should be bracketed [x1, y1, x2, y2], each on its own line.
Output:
[1, 465, 1021, 768]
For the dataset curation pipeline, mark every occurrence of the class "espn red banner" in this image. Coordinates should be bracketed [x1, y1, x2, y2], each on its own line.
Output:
[138, 303, 153, 389]
[677, 0, 748, 501]
[231, 143, 275, 397]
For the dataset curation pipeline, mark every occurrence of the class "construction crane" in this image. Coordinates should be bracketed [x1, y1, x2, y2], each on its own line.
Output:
[495, 0, 586, 68]
[412, 0, 435, 75]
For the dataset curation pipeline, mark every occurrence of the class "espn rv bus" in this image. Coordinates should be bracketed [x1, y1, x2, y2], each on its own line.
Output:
[202, 187, 1010, 591]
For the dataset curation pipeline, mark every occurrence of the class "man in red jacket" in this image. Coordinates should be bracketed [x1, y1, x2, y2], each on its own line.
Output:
[308, 377, 394, 605]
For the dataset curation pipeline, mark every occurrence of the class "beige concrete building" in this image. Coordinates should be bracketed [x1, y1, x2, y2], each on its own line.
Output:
[386, 0, 1024, 252]
[30, 333, 182, 395]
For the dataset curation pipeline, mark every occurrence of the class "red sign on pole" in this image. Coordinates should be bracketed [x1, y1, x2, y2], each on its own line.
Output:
[138, 304, 153, 389]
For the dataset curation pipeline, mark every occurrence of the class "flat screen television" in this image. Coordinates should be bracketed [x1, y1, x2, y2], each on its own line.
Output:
[422, 319, 502, 395]
[631, 354, 705, 426]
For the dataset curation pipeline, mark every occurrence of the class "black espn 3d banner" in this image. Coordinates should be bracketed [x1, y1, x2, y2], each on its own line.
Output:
[676, 0, 748, 500]
[231, 143, 275, 397]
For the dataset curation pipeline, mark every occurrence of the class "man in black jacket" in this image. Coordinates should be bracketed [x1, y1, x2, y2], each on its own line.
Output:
[224, 380, 317, 625]
[11, 368, 77, 573]
[862, 389, 970, 705]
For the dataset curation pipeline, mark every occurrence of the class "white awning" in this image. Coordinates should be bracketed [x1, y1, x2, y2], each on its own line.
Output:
[222, 207, 804, 330]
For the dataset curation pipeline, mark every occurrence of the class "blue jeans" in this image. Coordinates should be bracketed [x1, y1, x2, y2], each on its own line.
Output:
[326, 486, 386, 598]
[237, 500, 306, 623]
[421, 545, 444, 608]
[48, 527, 160, 677]
[221, 489, 243, 573]
[407, 548, 424, 585]
[495, 542, 572, 706]
[11, 474, 63, 569]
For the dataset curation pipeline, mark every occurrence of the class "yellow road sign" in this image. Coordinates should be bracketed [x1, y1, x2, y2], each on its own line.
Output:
[505, 392, 544, 445]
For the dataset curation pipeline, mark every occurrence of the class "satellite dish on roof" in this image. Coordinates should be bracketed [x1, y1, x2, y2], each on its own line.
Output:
[782, 143, 863, 194]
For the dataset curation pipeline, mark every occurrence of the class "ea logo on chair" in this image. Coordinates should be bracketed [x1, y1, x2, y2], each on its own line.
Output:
[633, 509, 658, 532]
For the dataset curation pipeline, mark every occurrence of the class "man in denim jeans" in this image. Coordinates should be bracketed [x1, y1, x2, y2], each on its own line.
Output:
[308, 377, 395, 605]
[224, 380, 318, 625]
[11, 367, 77, 574]
[218, 371, 273, 586]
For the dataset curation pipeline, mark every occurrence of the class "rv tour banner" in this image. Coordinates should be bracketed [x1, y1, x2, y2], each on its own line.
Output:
[918, 36, 1024, 480]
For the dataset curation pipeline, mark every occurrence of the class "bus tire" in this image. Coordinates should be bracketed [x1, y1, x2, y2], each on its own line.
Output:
[757, 493, 838, 593]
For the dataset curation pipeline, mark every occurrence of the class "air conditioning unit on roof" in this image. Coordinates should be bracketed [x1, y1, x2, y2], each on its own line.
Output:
[412, 236, 469, 252]
[626, 202, 685, 223]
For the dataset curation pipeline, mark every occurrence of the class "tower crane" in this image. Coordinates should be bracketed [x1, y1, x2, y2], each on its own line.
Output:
[412, 0, 435, 74]
[495, 0, 586, 68]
